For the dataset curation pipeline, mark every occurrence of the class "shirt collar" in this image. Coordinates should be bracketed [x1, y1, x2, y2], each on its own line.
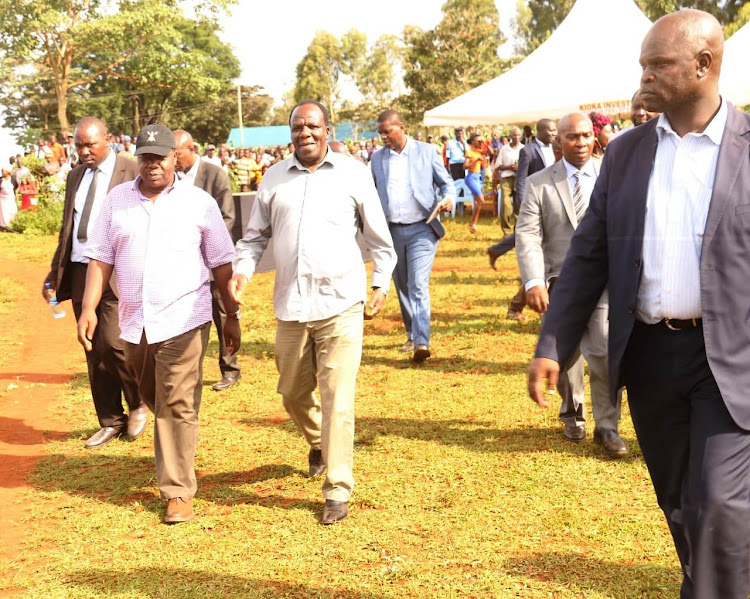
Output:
[535, 138, 550, 149]
[186, 157, 200, 178]
[562, 157, 596, 178]
[389, 136, 413, 157]
[131, 174, 177, 201]
[656, 97, 727, 146]
[287, 147, 336, 172]
[95, 148, 116, 176]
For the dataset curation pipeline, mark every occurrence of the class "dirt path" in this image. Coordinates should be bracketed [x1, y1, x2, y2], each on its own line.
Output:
[0, 258, 80, 562]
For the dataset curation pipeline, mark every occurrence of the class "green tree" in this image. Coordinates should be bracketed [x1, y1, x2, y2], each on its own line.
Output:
[293, 29, 367, 122]
[400, 0, 507, 122]
[724, 1, 750, 36]
[0, 0, 235, 136]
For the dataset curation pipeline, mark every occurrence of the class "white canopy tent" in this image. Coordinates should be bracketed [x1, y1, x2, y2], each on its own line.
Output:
[423, 0, 653, 126]
[722, 22, 750, 107]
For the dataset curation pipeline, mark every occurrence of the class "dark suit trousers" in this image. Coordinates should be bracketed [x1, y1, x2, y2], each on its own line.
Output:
[70, 262, 142, 429]
[210, 281, 239, 376]
[623, 322, 750, 599]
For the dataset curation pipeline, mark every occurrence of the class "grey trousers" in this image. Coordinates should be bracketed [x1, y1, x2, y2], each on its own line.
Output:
[274, 303, 363, 502]
[556, 303, 621, 430]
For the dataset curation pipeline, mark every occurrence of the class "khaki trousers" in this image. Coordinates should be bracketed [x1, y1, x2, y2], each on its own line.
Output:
[275, 303, 363, 502]
[124, 323, 210, 500]
[499, 175, 517, 236]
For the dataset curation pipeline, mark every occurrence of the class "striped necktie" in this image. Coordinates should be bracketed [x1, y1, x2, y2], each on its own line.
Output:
[572, 170, 586, 225]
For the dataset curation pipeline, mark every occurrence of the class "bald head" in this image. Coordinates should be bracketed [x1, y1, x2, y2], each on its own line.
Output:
[173, 129, 196, 172]
[74, 116, 110, 168]
[557, 112, 595, 168]
[640, 9, 723, 120]
[75, 116, 107, 138]
[328, 140, 350, 156]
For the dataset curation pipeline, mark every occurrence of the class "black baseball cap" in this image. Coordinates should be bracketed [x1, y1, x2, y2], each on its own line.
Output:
[134, 124, 175, 157]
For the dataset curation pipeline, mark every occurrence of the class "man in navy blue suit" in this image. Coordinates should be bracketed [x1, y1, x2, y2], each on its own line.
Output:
[371, 109, 455, 363]
[529, 10, 750, 597]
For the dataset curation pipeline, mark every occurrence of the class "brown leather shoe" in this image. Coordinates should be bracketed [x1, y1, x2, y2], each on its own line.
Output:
[84, 426, 123, 449]
[563, 423, 586, 442]
[127, 405, 149, 440]
[506, 309, 526, 322]
[594, 428, 629, 457]
[308, 448, 325, 477]
[412, 345, 431, 363]
[321, 500, 348, 525]
[164, 497, 194, 524]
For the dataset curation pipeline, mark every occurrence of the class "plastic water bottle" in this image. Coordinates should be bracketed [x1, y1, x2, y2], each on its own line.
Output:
[44, 282, 66, 319]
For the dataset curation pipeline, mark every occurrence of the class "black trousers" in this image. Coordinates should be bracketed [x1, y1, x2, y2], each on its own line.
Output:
[210, 281, 239, 376]
[623, 321, 750, 599]
[70, 262, 142, 430]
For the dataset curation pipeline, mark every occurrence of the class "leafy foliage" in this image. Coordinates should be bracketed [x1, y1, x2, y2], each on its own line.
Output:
[0, 0, 240, 140]
[400, 0, 508, 123]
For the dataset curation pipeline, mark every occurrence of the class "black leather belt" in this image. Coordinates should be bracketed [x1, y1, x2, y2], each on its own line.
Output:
[389, 221, 424, 226]
[660, 318, 702, 331]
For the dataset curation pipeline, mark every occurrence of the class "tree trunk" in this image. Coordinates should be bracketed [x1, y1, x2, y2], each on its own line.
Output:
[55, 84, 70, 135]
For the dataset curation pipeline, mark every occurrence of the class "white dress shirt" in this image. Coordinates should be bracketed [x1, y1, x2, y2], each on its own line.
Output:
[524, 157, 597, 291]
[535, 138, 555, 168]
[71, 149, 116, 263]
[177, 157, 200, 186]
[494, 142, 524, 178]
[234, 150, 396, 323]
[636, 99, 727, 323]
[202, 155, 222, 168]
[387, 138, 424, 224]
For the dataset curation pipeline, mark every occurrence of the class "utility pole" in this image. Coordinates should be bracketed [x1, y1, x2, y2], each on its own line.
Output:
[237, 84, 244, 147]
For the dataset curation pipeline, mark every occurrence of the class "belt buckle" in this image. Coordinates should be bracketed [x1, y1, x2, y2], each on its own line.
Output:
[664, 318, 680, 331]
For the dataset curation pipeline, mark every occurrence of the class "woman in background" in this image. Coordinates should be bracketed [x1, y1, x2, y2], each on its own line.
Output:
[464, 133, 487, 233]
[0, 166, 18, 230]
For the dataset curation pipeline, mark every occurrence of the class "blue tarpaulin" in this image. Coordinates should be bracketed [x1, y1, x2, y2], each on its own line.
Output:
[226, 122, 378, 148]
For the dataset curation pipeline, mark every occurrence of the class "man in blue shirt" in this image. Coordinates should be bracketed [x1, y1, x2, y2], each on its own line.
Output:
[445, 128, 466, 181]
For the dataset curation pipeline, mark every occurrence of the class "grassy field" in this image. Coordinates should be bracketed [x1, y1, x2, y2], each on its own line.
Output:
[0, 222, 679, 598]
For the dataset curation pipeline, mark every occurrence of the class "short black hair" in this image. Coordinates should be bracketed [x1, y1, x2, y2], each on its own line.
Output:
[289, 100, 330, 126]
[377, 108, 403, 124]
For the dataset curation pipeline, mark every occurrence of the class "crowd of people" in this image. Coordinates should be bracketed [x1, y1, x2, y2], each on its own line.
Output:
[5, 7, 746, 598]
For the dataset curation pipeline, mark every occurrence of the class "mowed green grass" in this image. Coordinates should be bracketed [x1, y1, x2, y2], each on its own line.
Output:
[0, 221, 679, 598]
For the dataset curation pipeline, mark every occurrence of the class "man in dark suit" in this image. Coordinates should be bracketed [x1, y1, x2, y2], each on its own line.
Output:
[489, 118, 558, 320]
[173, 130, 239, 390]
[529, 10, 750, 597]
[43, 116, 146, 448]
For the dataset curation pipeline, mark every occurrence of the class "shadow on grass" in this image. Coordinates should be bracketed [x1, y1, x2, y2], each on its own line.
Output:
[359, 351, 531, 375]
[65, 567, 389, 598]
[207, 338, 275, 361]
[502, 551, 680, 598]
[0, 372, 72, 384]
[243, 416, 640, 461]
[30, 455, 318, 515]
[0, 416, 69, 445]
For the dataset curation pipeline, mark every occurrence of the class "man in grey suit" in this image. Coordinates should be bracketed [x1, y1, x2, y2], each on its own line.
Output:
[173, 130, 239, 391]
[371, 109, 455, 363]
[517, 112, 626, 456]
[529, 10, 750, 597]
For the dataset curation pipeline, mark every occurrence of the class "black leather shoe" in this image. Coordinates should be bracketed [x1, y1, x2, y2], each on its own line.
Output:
[321, 500, 348, 524]
[563, 423, 586, 442]
[594, 428, 629, 457]
[212, 373, 240, 391]
[127, 405, 149, 440]
[413, 345, 431, 363]
[488, 247, 500, 271]
[308, 448, 325, 477]
[84, 426, 122, 449]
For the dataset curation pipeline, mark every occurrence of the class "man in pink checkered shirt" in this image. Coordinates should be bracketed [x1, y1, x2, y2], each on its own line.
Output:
[77, 124, 240, 524]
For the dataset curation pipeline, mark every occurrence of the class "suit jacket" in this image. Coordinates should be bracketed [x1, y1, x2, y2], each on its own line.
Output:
[50, 153, 138, 301]
[535, 104, 750, 429]
[516, 159, 600, 285]
[515, 141, 548, 209]
[194, 159, 235, 236]
[370, 139, 455, 219]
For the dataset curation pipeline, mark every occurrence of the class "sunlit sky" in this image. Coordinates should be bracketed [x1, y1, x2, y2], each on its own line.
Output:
[0, 0, 516, 156]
